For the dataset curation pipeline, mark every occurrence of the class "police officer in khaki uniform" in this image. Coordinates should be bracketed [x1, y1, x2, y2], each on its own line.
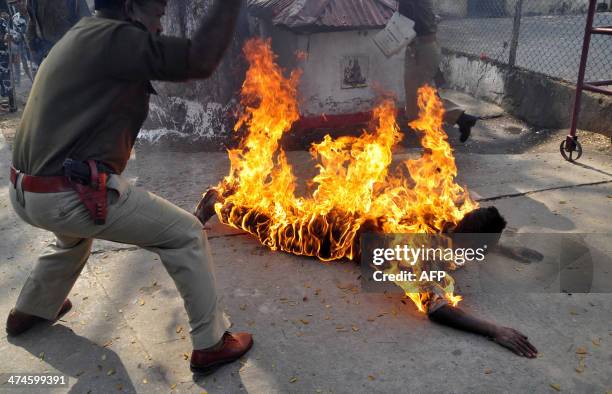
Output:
[399, 0, 478, 142]
[7, 0, 253, 374]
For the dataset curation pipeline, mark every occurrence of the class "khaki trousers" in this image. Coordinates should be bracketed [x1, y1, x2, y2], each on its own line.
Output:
[404, 38, 464, 125]
[9, 173, 230, 350]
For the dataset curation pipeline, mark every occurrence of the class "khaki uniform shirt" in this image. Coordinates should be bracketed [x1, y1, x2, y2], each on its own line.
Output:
[13, 17, 191, 176]
[398, 0, 437, 37]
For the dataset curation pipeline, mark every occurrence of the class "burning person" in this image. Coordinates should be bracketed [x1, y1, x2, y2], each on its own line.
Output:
[198, 38, 537, 359]
[7, 0, 253, 375]
[379, 206, 539, 359]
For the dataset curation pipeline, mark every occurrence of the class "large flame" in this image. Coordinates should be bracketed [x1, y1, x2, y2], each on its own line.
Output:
[214, 38, 477, 312]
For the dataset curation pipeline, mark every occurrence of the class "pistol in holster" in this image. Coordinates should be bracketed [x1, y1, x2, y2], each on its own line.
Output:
[63, 159, 112, 225]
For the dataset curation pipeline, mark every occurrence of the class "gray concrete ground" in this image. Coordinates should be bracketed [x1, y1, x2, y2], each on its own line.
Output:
[438, 12, 612, 82]
[0, 93, 611, 394]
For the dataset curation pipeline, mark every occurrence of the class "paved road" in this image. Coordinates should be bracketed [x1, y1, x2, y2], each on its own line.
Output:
[1, 102, 612, 392]
[438, 12, 612, 82]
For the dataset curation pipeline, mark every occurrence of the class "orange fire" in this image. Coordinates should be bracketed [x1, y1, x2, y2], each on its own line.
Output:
[213, 38, 477, 312]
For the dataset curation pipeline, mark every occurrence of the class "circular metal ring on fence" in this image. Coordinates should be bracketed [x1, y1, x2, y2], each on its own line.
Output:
[560, 139, 583, 162]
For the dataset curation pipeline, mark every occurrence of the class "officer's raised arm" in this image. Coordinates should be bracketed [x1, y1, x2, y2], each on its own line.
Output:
[96, 0, 243, 82]
[188, 0, 244, 79]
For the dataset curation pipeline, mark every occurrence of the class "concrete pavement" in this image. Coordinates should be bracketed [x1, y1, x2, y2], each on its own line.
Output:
[0, 116, 611, 393]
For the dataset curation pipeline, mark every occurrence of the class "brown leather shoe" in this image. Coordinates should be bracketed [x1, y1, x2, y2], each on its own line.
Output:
[190, 331, 253, 375]
[6, 299, 73, 336]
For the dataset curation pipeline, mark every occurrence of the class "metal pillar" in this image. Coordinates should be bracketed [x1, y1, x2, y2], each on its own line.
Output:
[562, 0, 612, 161]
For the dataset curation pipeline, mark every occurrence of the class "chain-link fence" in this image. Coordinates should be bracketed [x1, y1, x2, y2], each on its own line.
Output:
[436, 0, 612, 84]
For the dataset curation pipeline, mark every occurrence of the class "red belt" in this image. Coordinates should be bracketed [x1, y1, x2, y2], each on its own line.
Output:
[10, 166, 73, 193]
[11, 162, 108, 225]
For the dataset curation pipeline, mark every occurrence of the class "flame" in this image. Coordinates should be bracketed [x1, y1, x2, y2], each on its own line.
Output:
[214, 38, 477, 312]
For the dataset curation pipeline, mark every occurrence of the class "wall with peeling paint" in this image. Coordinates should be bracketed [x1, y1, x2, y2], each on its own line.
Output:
[140, 1, 250, 149]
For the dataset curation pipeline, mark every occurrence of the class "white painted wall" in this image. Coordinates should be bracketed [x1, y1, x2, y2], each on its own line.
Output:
[268, 26, 406, 117]
[440, 54, 506, 104]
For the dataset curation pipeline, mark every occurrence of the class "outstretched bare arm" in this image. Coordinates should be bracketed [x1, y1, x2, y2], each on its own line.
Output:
[428, 305, 538, 358]
[188, 0, 244, 79]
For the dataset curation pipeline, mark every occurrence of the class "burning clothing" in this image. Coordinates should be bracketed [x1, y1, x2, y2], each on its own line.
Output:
[423, 286, 450, 314]
[213, 39, 476, 313]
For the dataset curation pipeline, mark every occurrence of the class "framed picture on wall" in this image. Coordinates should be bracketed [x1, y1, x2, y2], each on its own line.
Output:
[341, 55, 369, 89]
